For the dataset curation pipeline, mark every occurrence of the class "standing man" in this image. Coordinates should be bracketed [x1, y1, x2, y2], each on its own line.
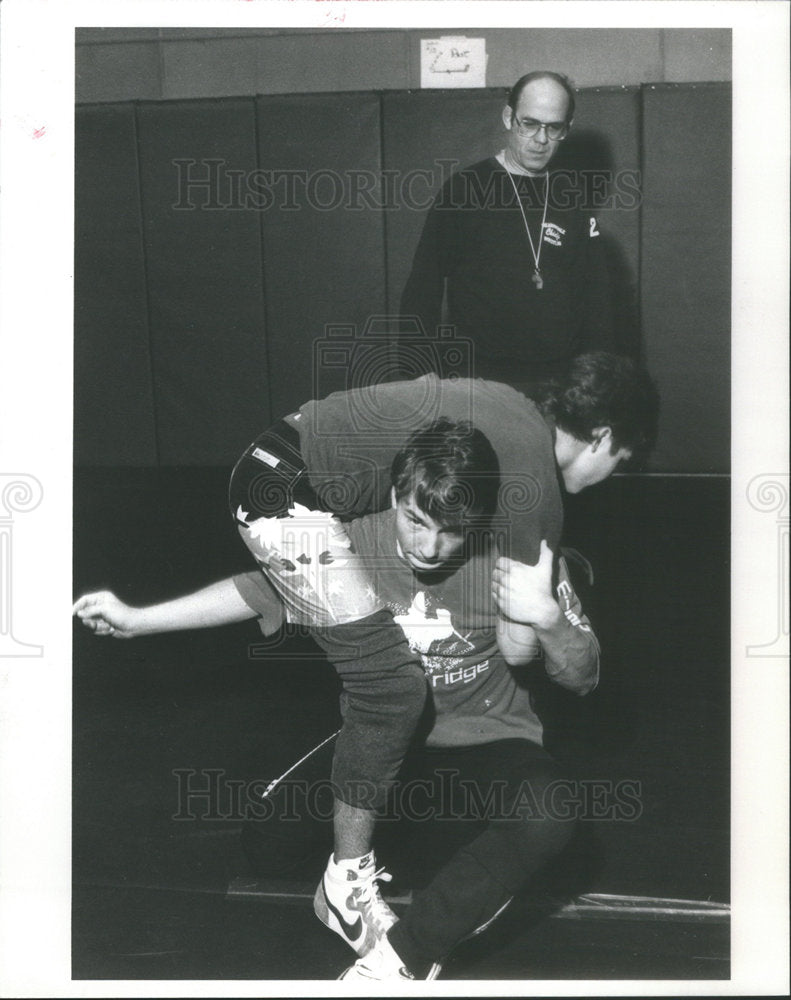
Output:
[400, 71, 616, 390]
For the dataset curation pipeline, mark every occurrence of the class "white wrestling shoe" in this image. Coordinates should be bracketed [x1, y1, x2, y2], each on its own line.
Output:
[313, 852, 398, 957]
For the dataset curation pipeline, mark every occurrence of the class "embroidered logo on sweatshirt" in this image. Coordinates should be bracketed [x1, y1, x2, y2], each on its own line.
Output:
[542, 222, 566, 247]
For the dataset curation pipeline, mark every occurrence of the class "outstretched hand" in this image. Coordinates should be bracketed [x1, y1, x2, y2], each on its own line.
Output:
[72, 591, 138, 639]
[492, 540, 560, 630]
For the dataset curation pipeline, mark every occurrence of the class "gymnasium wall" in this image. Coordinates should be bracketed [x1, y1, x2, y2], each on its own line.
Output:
[75, 81, 730, 471]
[75, 27, 731, 102]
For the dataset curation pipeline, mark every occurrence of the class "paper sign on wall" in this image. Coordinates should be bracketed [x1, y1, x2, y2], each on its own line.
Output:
[420, 37, 487, 88]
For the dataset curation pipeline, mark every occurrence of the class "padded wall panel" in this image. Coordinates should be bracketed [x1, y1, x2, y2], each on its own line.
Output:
[554, 87, 642, 356]
[381, 89, 504, 330]
[255, 93, 386, 418]
[640, 83, 730, 472]
[76, 85, 731, 472]
[75, 103, 157, 465]
[136, 99, 270, 464]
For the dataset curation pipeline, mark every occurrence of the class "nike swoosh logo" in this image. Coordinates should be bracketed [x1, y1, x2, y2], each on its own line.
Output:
[323, 877, 363, 944]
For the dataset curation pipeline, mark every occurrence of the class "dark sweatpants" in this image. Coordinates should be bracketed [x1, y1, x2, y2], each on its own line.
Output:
[387, 739, 575, 975]
[228, 420, 426, 809]
[240, 735, 575, 973]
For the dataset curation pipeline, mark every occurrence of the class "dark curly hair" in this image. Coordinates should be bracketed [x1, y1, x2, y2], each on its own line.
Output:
[391, 418, 500, 528]
[539, 352, 660, 461]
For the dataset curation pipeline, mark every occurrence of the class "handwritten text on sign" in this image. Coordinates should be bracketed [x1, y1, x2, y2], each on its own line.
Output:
[420, 37, 487, 89]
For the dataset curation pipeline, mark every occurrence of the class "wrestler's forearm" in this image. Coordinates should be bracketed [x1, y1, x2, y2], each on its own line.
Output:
[497, 615, 541, 666]
[134, 578, 257, 634]
[532, 609, 600, 695]
[73, 577, 257, 639]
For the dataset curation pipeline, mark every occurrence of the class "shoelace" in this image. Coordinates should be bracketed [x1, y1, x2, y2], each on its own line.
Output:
[353, 865, 395, 933]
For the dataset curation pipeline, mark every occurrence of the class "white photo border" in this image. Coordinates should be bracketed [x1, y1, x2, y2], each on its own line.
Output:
[0, 1, 788, 996]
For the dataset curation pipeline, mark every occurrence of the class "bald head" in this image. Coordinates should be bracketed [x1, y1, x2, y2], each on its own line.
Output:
[507, 71, 576, 120]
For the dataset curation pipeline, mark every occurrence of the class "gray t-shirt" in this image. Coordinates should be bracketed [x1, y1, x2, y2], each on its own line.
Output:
[293, 374, 563, 565]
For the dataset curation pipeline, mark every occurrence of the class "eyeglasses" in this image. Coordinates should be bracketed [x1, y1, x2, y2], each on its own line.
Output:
[511, 114, 570, 141]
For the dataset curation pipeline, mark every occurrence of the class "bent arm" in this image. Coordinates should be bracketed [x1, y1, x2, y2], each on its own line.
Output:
[532, 560, 600, 695]
[493, 545, 599, 695]
[496, 616, 542, 668]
